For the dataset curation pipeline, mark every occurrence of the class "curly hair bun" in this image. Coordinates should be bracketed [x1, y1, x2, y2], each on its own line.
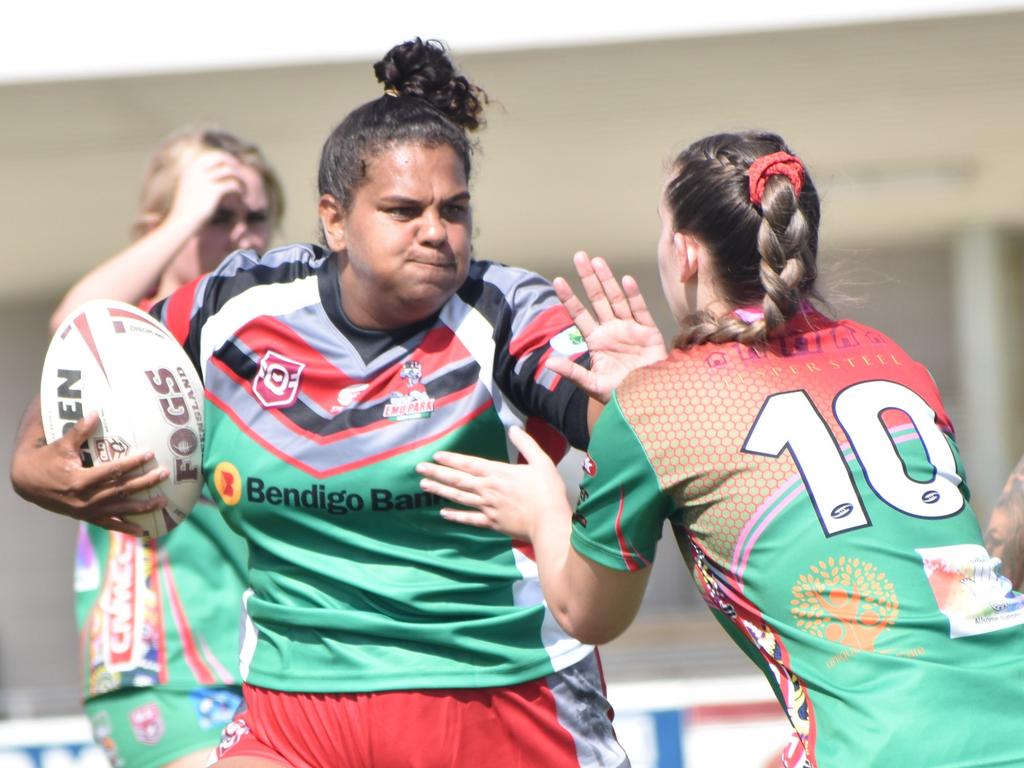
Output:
[373, 38, 487, 131]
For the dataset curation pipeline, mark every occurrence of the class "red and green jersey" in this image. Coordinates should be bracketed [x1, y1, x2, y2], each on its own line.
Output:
[151, 244, 594, 693]
[572, 311, 1024, 767]
[74, 494, 247, 699]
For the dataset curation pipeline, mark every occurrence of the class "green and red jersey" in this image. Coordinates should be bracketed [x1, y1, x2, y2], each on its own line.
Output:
[151, 244, 594, 693]
[572, 310, 1024, 767]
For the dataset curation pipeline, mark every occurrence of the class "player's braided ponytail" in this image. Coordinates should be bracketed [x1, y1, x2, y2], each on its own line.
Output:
[318, 38, 488, 216]
[668, 132, 822, 348]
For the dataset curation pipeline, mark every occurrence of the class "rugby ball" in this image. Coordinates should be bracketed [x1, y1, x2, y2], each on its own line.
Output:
[40, 299, 204, 538]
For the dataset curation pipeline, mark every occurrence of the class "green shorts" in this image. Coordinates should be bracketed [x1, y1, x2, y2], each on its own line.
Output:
[83, 685, 243, 768]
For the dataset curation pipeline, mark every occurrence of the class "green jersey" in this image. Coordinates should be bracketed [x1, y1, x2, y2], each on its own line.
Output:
[152, 246, 594, 693]
[572, 312, 1024, 767]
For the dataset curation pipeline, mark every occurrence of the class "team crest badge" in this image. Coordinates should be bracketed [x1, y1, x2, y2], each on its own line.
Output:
[129, 703, 165, 745]
[383, 360, 435, 421]
[253, 350, 305, 408]
[582, 454, 598, 476]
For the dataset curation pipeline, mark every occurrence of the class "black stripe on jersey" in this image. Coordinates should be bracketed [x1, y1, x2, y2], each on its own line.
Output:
[155, 246, 331, 376]
[458, 270, 592, 449]
[454, 270, 510, 328]
[215, 340, 484, 437]
[318, 256, 440, 364]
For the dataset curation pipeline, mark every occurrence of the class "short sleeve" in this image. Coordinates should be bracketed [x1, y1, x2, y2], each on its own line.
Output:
[570, 393, 674, 572]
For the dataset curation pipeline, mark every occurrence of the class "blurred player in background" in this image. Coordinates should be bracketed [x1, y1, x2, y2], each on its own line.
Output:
[985, 456, 1024, 589]
[12, 127, 284, 768]
[11, 40, 659, 766]
[418, 130, 1024, 767]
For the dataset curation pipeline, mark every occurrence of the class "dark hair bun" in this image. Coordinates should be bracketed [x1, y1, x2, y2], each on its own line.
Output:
[373, 38, 487, 131]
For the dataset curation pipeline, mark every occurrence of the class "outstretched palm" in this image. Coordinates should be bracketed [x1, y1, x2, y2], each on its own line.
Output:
[547, 251, 667, 402]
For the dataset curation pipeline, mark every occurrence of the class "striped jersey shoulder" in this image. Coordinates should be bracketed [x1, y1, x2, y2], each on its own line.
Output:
[455, 260, 581, 349]
[201, 243, 328, 309]
[152, 243, 331, 376]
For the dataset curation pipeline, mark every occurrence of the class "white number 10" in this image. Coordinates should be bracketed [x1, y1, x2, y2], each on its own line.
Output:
[742, 380, 964, 537]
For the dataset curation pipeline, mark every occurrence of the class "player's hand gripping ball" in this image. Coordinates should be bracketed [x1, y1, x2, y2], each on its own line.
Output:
[40, 300, 205, 537]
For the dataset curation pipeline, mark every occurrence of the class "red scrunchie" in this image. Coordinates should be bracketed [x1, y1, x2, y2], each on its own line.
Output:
[747, 151, 804, 206]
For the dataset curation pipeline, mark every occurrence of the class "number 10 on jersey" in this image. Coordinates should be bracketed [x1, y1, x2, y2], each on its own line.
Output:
[742, 380, 965, 537]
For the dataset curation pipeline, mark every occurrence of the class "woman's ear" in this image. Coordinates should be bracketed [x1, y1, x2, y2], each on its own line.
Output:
[676, 232, 701, 283]
[318, 194, 346, 251]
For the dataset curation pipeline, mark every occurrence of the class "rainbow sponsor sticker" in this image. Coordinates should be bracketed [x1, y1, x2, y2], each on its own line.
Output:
[917, 543, 1024, 638]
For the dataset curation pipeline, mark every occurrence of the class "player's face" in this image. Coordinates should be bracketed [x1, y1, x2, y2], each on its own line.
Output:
[321, 142, 472, 330]
[986, 507, 1024, 588]
[170, 163, 271, 290]
[195, 163, 272, 270]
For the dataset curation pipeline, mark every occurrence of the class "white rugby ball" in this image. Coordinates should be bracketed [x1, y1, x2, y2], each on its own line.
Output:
[40, 299, 204, 538]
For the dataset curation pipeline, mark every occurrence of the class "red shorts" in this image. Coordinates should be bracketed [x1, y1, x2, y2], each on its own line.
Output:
[214, 653, 627, 767]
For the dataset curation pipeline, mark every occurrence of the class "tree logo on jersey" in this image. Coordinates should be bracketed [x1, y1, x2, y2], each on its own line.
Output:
[213, 461, 243, 506]
[383, 359, 435, 421]
[253, 350, 305, 408]
[790, 556, 899, 653]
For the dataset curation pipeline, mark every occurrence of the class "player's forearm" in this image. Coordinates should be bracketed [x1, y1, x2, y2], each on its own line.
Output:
[531, 504, 648, 645]
[9, 395, 47, 501]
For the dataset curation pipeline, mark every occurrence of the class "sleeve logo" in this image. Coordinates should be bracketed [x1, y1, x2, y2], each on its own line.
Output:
[550, 326, 587, 355]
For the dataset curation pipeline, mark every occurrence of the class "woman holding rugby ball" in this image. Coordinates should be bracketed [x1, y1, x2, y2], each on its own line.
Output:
[13, 39, 659, 767]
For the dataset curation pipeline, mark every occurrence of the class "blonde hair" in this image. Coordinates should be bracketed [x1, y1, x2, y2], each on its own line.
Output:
[132, 127, 284, 239]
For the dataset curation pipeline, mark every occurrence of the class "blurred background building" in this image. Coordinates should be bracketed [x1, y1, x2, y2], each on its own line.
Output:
[3, 1, 1024, 763]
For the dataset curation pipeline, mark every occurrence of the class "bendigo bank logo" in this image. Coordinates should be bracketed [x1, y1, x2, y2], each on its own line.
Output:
[211, 461, 441, 514]
[253, 350, 305, 408]
[214, 462, 243, 506]
[791, 555, 899, 654]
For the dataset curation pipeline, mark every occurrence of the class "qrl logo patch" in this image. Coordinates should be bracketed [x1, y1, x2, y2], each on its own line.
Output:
[253, 351, 305, 408]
